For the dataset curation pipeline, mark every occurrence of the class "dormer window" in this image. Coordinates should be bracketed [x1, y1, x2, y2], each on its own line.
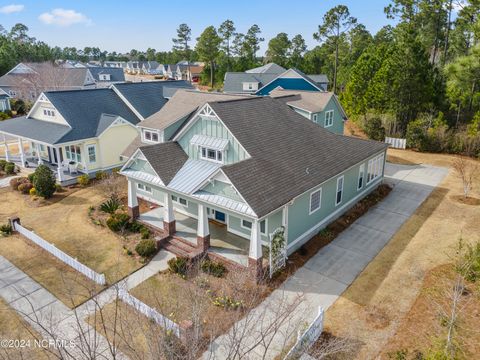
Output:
[99, 74, 111, 81]
[190, 134, 229, 164]
[43, 109, 55, 117]
[142, 129, 160, 143]
[200, 147, 223, 163]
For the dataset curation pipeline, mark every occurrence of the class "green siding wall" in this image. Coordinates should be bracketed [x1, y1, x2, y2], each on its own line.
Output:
[286, 150, 386, 249]
[163, 115, 190, 141]
[202, 180, 244, 203]
[128, 159, 156, 176]
[314, 98, 344, 135]
[228, 208, 283, 242]
[177, 115, 249, 164]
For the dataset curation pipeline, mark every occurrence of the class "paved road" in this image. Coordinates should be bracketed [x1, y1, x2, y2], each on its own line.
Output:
[205, 163, 449, 359]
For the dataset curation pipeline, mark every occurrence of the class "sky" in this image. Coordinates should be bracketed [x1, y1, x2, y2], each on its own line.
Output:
[0, 0, 395, 54]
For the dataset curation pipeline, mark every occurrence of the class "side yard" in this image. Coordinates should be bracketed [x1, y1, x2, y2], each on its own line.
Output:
[319, 149, 480, 359]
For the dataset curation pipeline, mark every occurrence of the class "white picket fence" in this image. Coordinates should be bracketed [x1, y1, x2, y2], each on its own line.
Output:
[284, 307, 324, 360]
[13, 221, 106, 285]
[118, 288, 181, 337]
[385, 136, 407, 149]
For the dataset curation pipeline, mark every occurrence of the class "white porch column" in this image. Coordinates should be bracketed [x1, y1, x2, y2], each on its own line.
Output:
[3, 134, 9, 162]
[35, 143, 43, 165]
[18, 138, 25, 167]
[196, 204, 210, 252]
[127, 180, 139, 219]
[249, 219, 263, 260]
[163, 192, 176, 235]
[55, 147, 64, 182]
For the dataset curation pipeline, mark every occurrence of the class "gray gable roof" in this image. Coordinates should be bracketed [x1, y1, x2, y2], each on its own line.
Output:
[307, 74, 329, 84]
[44, 88, 141, 143]
[88, 67, 125, 82]
[208, 97, 387, 217]
[245, 63, 286, 74]
[140, 142, 188, 184]
[112, 80, 193, 118]
[0, 116, 71, 144]
[223, 72, 278, 93]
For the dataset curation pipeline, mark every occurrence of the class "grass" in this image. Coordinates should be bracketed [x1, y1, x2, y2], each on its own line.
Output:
[0, 298, 50, 359]
[0, 234, 101, 308]
[319, 149, 480, 359]
[0, 185, 143, 285]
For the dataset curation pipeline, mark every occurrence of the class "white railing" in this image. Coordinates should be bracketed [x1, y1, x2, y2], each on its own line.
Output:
[385, 137, 407, 149]
[284, 307, 324, 359]
[118, 288, 181, 337]
[13, 221, 106, 285]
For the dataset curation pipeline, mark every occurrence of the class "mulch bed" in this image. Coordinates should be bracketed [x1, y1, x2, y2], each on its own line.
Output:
[269, 184, 392, 288]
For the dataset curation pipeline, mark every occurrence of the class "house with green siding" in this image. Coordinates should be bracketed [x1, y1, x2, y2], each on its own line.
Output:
[120, 96, 387, 280]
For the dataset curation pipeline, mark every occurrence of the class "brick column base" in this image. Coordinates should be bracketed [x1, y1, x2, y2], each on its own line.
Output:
[128, 205, 139, 219]
[248, 257, 264, 283]
[163, 220, 176, 235]
[197, 234, 210, 252]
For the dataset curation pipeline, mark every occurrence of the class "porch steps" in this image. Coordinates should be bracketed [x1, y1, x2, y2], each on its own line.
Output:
[162, 237, 202, 259]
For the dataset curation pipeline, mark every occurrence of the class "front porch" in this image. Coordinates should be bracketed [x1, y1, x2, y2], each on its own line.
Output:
[139, 207, 252, 266]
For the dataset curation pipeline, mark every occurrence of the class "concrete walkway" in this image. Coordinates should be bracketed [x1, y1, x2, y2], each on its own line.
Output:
[0, 175, 18, 188]
[205, 163, 448, 359]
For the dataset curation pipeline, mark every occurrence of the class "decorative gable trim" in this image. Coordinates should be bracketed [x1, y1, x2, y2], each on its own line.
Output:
[25, 92, 72, 128]
[120, 148, 164, 183]
[256, 68, 323, 95]
[97, 116, 138, 138]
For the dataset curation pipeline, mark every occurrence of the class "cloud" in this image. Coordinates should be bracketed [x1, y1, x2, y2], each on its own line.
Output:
[38, 8, 92, 27]
[0, 4, 25, 14]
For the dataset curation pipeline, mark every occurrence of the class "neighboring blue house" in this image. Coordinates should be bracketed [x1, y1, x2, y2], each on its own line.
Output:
[223, 63, 329, 95]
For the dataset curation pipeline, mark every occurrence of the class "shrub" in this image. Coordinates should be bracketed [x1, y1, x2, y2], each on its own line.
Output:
[95, 170, 107, 180]
[0, 112, 10, 120]
[112, 167, 121, 175]
[18, 182, 33, 194]
[212, 295, 243, 310]
[106, 213, 130, 232]
[135, 239, 157, 257]
[364, 117, 386, 141]
[32, 165, 56, 199]
[456, 240, 480, 282]
[168, 257, 189, 276]
[0, 224, 12, 236]
[201, 259, 227, 277]
[55, 184, 64, 192]
[4, 162, 15, 174]
[141, 227, 150, 239]
[128, 221, 143, 232]
[29, 187, 36, 196]
[0, 159, 7, 171]
[77, 174, 90, 187]
[27, 173, 36, 183]
[10, 177, 27, 190]
[99, 195, 121, 214]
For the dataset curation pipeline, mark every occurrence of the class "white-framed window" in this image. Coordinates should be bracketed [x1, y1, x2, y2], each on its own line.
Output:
[65, 145, 81, 163]
[312, 114, 318, 123]
[335, 176, 344, 206]
[358, 164, 365, 190]
[143, 129, 159, 143]
[137, 183, 152, 193]
[200, 147, 223, 163]
[241, 219, 267, 235]
[367, 154, 385, 184]
[43, 109, 55, 117]
[260, 219, 267, 235]
[87, 145, 96, 163]
[241, 219, 252, 230]
[309, 188, 322, 214]
[324, 110, 334, 127]
[171, 195, 188, 206]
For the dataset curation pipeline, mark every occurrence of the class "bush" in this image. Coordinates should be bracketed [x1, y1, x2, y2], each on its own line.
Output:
[95, 170, 107, 180]
[0, 159, 7, 171]
[0, 224, 12, 236]
[55, 184, 63, 192]
[106, 213, 130, 232]
[4, 162, 15, 174]
[77, 174, 90, 187]
[364, 117, 386, 141]
[18, 182, 33, 194]
[29, 187, 36, 196]
[128, 221, 143, 232]
[135, 239, 157, 257]
[141, 227, 150, 239]
[201, 259, 227, 277]
[100, 195, 121, 214]
[32, 165, 56, 199]
[27, 173, 36, 183]
[10, 177, 27, 190]
[168, 257, 189, 276]
[0, 112, 11, 120]
[456, 240, 480, 282]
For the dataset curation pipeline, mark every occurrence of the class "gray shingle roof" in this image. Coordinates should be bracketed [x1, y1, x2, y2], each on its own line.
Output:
[112, 80, 193, 118]
[223, 72, 278, 93]
[140, 142, 188, 184]
[307, 74, 329, 84]
[208, 97, 388, 217]
[88, 67, 125, 82]
[44, 88, 141, 143]
[0, 116, 71, 144]
[245, 63, 286, 74]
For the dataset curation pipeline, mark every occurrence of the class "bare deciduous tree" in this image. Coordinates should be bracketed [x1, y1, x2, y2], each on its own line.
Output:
[452, 157, 478, 198]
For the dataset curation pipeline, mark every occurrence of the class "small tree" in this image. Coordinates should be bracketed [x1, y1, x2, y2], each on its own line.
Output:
[452, 157, 478, 199]
[32, 164, 56, 199]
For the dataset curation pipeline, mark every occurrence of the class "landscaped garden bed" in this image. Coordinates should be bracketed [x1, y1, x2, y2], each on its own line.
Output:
[0, 159, 18, 179]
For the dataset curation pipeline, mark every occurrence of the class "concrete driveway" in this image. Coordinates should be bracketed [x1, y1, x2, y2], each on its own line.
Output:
[206, 162, 448, 359]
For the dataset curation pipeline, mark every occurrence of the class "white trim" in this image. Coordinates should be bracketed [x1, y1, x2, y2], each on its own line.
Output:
[141, 128, 161, 143]
[324, 110, 334, 128]
[241, 219, 252, 231]
[171, 194, 188, 207]
[287, 177, 383, 252]
[256, 68, 323, 94]
[357, 163, 365, 190]
[87, 144, 97, 164]
[309, 188, 322, 215]
[110, 84, 145, 121]
[137, 182, 152, 194]
[97, 116, 138, 137]
[335, 175, 344, 206]
[312, 113, 318, 123]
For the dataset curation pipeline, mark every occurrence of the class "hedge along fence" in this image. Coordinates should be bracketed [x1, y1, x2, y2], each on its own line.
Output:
[117, 288, 195, 342]
[284, 307, 324, 360]
[11, 219, 106, 286]
[385, 136, 407, 149]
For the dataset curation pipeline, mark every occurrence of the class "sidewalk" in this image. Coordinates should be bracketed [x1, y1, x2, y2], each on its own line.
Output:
[204, 163, 448, 359]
